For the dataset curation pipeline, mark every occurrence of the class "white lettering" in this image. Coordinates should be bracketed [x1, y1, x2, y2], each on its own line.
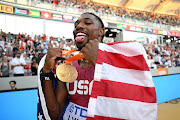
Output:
[84, 80, 89, 95]
[67, 80, 93, 95]
[77, 80, 84, 94]
[159, 70, 166, 75]
[67, 81, 78, 95]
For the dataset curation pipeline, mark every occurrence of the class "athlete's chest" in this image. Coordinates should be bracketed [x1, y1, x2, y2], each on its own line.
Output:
[66, 66, 95, 107]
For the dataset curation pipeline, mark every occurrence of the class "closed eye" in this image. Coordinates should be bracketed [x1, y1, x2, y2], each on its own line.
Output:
[85, 22, 92, 25]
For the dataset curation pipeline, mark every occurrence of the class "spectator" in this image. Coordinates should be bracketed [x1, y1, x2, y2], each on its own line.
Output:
[177, 55, 180, 66]
[7, 32, 13, 40]
[5, 39, 12, 55]
[0, 55, 12, 77]
[0, 35, 4, 62]
[57, 40, 61, 48]
[154, 53, 161, 66]
[2, 32, 6, 42]
[19, 40, 26, 52]
[28, 45, 35, 59]
[42, 34, 46, 41]
[33, 51, 42, 64]
[0, 46, 4, 60]
[35, 43, 42, 54]
[0, 35, 5, 50]
[29, 57, 38, 76]
[147, 56, 155, 69]
[166, 57, 172, 68]
[11, 51, 26, 77]
[161, 55, 166, 67]
[9, 80, 17, 90]
[18, 32, 22, 39]
[41, 42, 48, 55]
[50, 35, 54, 41]
[12, 42, 19, 58]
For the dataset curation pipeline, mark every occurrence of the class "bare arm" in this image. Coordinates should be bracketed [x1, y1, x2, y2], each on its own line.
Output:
[36, 63, 38, 69]
[9, 62, 12, 73]
[11, 64, 20, 67]
[29, 63, 31, 69]
[41, 47, 68, 120]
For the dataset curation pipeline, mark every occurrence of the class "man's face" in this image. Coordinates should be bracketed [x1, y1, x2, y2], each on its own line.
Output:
[73, 14, 104, 50]
[3, 56, 8, 61]
[10, 82, 15, 89]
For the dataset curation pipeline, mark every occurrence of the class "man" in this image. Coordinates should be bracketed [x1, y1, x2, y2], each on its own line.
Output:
[39, 12, 105, 120]
[34, 51, 42, 64]
[0, 35, 5, 50]
[0, 55, 12, 77]
[11, 51, 26, 77]
[9, 80, 17, 90]
[41, 42, 48, 55]
[38, 12, 157, 120]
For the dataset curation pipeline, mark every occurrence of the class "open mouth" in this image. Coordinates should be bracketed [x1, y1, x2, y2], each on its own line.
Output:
[75, 32, 87, 43]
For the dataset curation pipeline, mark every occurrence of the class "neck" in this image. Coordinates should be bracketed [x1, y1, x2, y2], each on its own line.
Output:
[78, 60, 93, 68]
[11, 87, 15, 89]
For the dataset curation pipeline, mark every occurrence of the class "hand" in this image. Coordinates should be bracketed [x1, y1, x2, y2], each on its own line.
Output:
[81, 39, 99, 66]
[43, 47, 62, 73]
[0, 72, 2, 76]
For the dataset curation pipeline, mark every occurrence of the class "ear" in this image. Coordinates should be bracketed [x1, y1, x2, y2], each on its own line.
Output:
[98, 28, 105, 42]
[99, 27, 105, 36]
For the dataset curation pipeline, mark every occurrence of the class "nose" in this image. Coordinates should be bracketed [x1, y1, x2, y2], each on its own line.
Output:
[75, 22, 84, 31]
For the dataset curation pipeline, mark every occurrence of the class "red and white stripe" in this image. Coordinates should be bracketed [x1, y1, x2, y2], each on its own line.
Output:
[87, 42, 157, 120]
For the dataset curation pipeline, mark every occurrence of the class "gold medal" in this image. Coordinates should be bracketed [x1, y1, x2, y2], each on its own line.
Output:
[56, 63, 78, 83]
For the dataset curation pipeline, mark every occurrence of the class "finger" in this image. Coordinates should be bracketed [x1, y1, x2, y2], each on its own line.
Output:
[89, 39, 98, 43]
[50, 54, 62, 60]
[88, 39, 99, 46]
[48, 48, 62, 53]
[47, 49, 62, 57]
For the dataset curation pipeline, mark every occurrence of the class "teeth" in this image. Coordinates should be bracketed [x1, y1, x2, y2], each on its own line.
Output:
[76, 33, 86, 36]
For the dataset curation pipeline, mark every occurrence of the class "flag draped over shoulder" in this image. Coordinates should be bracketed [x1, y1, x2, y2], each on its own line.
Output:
[87, 41, 157, 120]
[37, 55, 52, 120]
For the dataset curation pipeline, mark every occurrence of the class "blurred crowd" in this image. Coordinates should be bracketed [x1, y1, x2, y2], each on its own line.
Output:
[0, 31, 180, 78]
[144, 44, 180, 69]
[41, 0, 180, 26]
[0, 31, 76, 77]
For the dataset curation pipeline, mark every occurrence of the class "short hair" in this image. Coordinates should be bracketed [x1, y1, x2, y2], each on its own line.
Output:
[9, 80, 16, 84]
[83, 12, 104, 28]
[82, 12, 105, 41]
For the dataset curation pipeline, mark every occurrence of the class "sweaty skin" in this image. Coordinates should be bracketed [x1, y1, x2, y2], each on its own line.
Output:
[41, 13, 105, 120]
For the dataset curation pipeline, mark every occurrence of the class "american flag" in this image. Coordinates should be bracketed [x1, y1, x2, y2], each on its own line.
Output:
[37, 42, 157, 120]
[86, 41, 157, 120]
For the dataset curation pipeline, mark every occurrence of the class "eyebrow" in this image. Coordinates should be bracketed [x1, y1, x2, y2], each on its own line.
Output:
[75, 17, 93, 23]
[83, 18, 93, 20]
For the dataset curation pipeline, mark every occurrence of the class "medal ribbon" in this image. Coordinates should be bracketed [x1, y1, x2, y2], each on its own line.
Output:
[62, 49, 84, 64]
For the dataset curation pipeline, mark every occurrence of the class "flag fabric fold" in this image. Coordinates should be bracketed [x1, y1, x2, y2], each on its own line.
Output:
[86, 41, 157, 120]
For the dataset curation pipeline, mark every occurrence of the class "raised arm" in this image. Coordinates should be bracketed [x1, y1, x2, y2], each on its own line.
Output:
[41, 47, 68, 120]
